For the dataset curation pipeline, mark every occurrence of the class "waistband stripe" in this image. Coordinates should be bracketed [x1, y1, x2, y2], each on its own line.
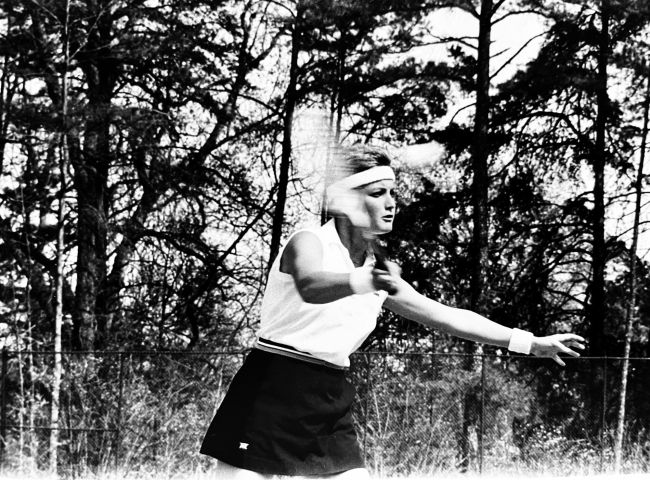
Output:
[255, 338, 346, 370]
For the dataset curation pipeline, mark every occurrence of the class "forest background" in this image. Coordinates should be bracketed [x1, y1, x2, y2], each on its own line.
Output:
[0, 0, 650, 478]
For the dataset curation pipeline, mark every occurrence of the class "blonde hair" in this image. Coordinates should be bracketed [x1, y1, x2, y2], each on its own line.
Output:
[326, 145, 393, 187]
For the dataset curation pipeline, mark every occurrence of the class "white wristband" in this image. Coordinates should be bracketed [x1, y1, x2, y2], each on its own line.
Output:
[508, 328, 533, 355]
[349, 267, 375, 295]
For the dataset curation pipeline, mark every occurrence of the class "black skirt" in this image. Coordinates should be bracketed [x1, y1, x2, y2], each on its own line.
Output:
[199, 349, 365, 476]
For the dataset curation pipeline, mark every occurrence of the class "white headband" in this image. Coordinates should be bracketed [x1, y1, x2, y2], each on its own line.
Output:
[326, 166, 395, 198]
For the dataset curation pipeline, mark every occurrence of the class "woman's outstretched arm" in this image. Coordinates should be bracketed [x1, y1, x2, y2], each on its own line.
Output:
[382, 270, 584, 366]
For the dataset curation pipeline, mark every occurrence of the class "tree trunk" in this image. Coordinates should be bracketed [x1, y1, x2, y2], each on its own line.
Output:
[614, 74, 650, 473]
[72, 117, 109, 350]
[268, 6, 302, 271]
[0, 5, 11, 178]
[50, 0, 71, 470]
[589, 0, 610, 359]
[581, 0, 610, 445]
[71, 2, 120, 350]
[470, 0, 492, 317]
[460, 0, 493, 471]
[573, 0, 613, 449]
[50, 136, 65, 473]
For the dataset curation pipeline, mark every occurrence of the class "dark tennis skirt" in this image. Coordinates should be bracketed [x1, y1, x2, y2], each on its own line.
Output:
[199, 349, 364, 476]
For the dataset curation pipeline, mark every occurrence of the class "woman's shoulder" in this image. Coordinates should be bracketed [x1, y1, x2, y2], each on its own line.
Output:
[284, 230, 322, 255]
[279, 221, 335, 271]
[279, 230, 324, 275]
[285, 221, 330, 245]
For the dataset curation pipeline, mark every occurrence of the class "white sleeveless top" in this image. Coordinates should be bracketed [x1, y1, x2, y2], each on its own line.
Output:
[257, 220, 388, 367]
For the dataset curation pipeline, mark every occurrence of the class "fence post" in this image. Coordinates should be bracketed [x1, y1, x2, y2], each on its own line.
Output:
[114, 352, 125, 471]
[363, 353, 370, 459]
[1, 348, 7, 466]
[478, 354, 485, 476]
[600, 357, 608, 473]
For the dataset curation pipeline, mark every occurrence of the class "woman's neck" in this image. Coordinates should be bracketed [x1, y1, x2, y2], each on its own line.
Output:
[334, 217, 368, 267]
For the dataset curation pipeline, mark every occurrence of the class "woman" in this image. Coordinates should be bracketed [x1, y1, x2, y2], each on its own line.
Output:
[200, 145, 584, 479]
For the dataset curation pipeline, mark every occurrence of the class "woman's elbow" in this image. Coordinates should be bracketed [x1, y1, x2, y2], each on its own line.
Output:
[297, 290, 320, 304]
[294, 279, 322, 304]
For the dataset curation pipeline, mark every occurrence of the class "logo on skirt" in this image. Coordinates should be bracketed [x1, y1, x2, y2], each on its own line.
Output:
[239, 442, 249, 450]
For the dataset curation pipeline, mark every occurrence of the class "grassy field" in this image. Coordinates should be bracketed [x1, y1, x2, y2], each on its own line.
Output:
[1, 466, 649, 480]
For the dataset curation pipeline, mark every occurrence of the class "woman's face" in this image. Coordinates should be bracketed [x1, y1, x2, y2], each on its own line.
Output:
[359, 179, 396, 235]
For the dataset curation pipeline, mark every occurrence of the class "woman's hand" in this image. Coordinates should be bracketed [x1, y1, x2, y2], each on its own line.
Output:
[372, 260, 401, 294]
[530, 334, 585, 366]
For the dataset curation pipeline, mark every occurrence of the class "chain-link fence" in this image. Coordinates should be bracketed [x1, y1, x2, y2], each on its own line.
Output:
[0, 349, 649, 477]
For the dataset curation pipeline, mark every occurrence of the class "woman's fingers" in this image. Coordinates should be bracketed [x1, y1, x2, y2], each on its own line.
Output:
[559, 335, 585, 357]
[564, 340, 585, 350]
[558, 343, 581, 357]
[372, 263, 402, 295]
[549, 338, 581, 358]
[372, 270, 398, 294]
[533, 335, 585, 366]
[553, 355, 566, 367]
[559, 334, 585, 346]
[384, 261, 402, 277]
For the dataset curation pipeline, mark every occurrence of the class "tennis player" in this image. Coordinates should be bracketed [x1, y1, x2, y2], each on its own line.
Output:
[200, 145, 585, 479]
